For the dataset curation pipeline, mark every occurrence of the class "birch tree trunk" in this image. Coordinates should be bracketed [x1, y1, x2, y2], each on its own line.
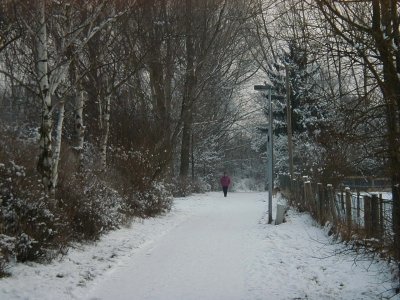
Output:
[100, 94, 111, 170]
[74, 86, 85, 169]
[51, 101, 65, 195]
[36, 0, 53, 192]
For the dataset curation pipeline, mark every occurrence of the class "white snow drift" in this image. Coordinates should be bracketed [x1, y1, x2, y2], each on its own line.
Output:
[0, 192, 396, 300]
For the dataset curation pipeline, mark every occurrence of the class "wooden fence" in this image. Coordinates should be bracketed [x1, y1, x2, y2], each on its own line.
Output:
[281, 176, 394, 252]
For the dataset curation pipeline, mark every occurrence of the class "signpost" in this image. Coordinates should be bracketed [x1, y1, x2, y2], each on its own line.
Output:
[254, 83, 274, 224]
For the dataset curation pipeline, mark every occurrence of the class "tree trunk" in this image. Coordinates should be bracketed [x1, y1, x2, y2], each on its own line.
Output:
[100, 95, 111, 170]
[179, 0, 195, 179]
[180, 113, 193, 178]
[371, 0, 400, 259]
[164, 38, 174, 178]
[36, 0, 53, 192]
[74, 86, 85, 169]
[51, 101, 65, 195]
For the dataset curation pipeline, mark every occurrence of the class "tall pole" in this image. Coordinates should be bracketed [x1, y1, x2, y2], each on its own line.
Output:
[254, 84, 274, 224]
[267, 87, 273, 224]
[285, 65, 294, 183]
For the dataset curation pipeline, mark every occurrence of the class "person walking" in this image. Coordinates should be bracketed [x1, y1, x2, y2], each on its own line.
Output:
[220, 172, 231, 197]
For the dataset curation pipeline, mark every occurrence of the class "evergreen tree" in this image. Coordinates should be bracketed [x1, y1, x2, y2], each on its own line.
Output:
[267, 40, 320, 136]
[262, 39, 324, 178]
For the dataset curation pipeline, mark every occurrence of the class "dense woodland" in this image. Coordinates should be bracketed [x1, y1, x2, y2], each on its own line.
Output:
[0, 0, 399, 273]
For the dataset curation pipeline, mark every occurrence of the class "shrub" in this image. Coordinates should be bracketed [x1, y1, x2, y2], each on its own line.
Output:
[14, 233, 39, 262]
[191, 178, 211, 194]
[56, 171, 128, 241]
[108, 146, 174, 216]
[170, 177, 210, 197]
[0, 162, 59, 262]
[132, 181, 173, 217]
[0, 120, 174, 270]
[0, 234, 15, 260]
[0, 234, 14, 277]
[170, 177, 193, 197]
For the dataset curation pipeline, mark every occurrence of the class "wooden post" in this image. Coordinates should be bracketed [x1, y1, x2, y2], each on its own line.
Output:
[345, 187, 352, 229]
[317, 183, 323, 223]
[313, 182, 318, 211]
[327, 184, 337, 225]
[340, 188, 345, 212]
[371, 194, 379, 238]
[364, 195, 371, 236]
[302, 176, 308, 210]
[335, 191, 342, 221]
[324, 185, 330, 224]
[393, 184, 400, 260]
[303, 180, 307, 211]
[304, 181, 312, 213]
[291, 179, 297, 207]
[356, 191, 361, 224]
[379, 193, 384, 239]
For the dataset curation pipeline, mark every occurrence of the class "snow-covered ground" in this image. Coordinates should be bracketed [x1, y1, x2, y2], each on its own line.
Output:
[0, 192, 397, 299]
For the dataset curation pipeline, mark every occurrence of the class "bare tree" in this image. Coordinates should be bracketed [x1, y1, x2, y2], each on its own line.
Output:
[0, 0, 21, 53]
[177, 0, 255, 180]
[15, 0, 130, 193]
[314, 0, 400, 259]
[34, 0, 53, 192]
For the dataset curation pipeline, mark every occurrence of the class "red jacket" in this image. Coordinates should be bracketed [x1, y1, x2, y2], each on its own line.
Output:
[220, 175, 231, 187]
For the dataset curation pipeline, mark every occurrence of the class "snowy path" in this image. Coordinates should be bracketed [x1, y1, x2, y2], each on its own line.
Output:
[0, 192, 396, 299]
[85, 192, 394, 300]
[87, 193, 264, 300]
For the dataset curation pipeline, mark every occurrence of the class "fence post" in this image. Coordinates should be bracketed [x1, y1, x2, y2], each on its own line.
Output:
[304, 181, 313, 214]
[327, 184, 338, 226]
[291, 179, 297, 206]
[345, 187, 352, 229]
[356, 191, 361, 225]
[371, 194, 379, 238]
[302, 176, 308, 210]
[379, 193, 384, 239]
[393, 184, 400, 260]
[303, 179, 307, 210]
[364, 195, 371, 236]
[324, 185, 330, 223]
[317, 183, 323, 224]
[340, 188, 345, 212]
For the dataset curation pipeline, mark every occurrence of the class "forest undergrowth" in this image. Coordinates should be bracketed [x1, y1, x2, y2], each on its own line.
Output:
[0, 123, 203, 277]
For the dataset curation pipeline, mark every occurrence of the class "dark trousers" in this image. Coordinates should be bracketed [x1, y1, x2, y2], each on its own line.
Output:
[222, 186, 228, 197]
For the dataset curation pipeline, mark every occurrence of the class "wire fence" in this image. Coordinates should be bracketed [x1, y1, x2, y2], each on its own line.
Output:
[280, 175, 396, 254]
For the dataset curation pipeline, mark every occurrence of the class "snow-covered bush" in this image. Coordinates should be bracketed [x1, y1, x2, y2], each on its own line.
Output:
[132, 181, 173, 217]
[2, 198, 56, 262]
[57, 172, 128, 241]
[0, 234, 14, 276]
[231, 177, 265, 192]
[191, 178, 211, 193]
[14, 233, 39, 262]
[109, 146, 174, 216]
[170, 177, 193, 197]
[0, 162, 58, 262]
[0, 234, 15, 260]
[170, 177, 210, 196]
